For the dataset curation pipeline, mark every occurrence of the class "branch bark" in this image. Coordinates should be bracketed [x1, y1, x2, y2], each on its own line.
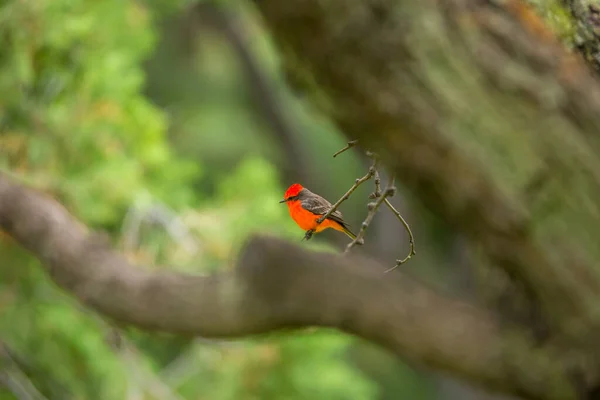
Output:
[251, 0, 600, 385]
[0, 172, 577, 399]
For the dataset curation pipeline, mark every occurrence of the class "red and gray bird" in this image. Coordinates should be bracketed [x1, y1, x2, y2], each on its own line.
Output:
[279, 183, 356, 239]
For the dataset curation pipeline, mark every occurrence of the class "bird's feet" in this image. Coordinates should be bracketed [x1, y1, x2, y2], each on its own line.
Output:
[303, 229, 315, 241]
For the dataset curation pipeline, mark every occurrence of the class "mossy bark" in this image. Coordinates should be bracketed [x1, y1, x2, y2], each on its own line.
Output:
[253, 0, 600, 397]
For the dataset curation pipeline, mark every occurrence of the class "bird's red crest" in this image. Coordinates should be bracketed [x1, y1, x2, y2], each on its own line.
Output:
[284, 183, 304, 199]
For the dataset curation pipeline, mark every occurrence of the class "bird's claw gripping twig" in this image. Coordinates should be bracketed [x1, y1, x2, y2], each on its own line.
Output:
[303, 229, 315, 241]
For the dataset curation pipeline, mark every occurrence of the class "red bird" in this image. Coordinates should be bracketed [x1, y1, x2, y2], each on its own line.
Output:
[279, 183, 356, 239]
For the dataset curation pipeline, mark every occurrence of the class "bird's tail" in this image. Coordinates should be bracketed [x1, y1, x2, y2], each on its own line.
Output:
[342, 226, 357, 240]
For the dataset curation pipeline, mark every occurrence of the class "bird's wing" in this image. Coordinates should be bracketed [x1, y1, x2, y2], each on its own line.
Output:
[301, 196, 348, 227]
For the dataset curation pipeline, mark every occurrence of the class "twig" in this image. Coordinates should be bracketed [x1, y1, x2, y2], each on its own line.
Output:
[370, 168, 382, 199]
[383, 198, 416, 273]
[303, 157, 377, 241]
[303, 167, 374, 241]
[345, 175, 395, 253]
[332, 140, 359, 158]
[316, 169, 375, 226]
[309, 141, 416, 269]
[316, 150, 380, 226]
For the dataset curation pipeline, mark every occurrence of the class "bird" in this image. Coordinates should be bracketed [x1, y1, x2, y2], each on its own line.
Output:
[279, 183, 356, 240]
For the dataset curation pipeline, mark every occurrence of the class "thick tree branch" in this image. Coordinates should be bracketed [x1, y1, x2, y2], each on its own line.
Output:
[251, 0, 600, 364]
[0, 173, 577, 399]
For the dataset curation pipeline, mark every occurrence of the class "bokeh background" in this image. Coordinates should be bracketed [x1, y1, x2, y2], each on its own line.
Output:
[0, 0, 572, 399]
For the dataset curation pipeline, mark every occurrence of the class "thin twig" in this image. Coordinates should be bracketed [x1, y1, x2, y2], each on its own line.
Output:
[371, 169, 382, 199]
[303, 151, 377, 240]
[303, 166, 375, 240]
[383, 198, 416, 273]
[310, 141, 415, 269]
[365, 151, 382, 200]
[317, 150, 379, 225]
[345, 175, 395, 253]
[332, 140, 359, 158]
[315, 170, 375, 226]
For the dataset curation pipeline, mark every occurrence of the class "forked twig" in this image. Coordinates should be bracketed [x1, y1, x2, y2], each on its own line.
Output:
[345, 174, 395, 253]
[303, 159, 377, 241]
[305, 139, 415, 270]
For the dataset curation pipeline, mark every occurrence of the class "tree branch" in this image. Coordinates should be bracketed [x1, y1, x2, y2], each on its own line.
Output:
[0, 172, 578, 399]
[251, 0, 600, 353]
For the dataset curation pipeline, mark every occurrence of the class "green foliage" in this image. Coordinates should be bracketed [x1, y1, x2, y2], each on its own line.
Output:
[173, 332, 377, 400]
[0, 1, 383, 399]
[0, 244, 127, 399]
[0, 0, 199, 228]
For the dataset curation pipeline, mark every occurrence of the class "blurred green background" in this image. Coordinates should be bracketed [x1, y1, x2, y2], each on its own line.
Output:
[0, 0, 545, 399]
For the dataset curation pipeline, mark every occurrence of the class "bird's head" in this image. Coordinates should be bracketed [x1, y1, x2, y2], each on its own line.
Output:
[279, 183, 304, 203]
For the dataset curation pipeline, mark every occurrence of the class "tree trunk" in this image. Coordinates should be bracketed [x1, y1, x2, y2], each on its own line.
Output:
[251, 0, 600, 397]
[6, 0, 600, 398]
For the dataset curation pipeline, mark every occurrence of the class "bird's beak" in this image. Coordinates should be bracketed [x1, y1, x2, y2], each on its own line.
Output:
[279, 199, 287, 203]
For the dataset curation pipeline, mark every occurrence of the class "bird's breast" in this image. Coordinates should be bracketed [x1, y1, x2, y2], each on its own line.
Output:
[287, 201, 318, 230]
